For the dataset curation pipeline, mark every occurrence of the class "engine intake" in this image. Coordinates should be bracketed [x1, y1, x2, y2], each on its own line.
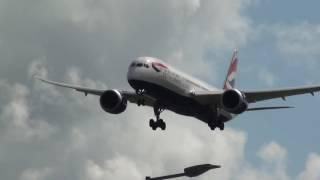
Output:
[221, 89, 248, 114]
[100, 90, 127, 114]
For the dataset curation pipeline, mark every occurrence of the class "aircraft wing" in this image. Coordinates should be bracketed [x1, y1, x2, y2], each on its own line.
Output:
[243, 85, 320, 103]
[191, 90, 223, 105]
[246, 106, 294, 111]
[35, 76, 156, 107]
[36, 76, 105, 96]
[121, 91, 156, 107]
[193, 85, 320, 105]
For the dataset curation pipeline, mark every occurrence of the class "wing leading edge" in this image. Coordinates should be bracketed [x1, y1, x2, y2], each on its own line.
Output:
[35, 76, 156, 107]
[243, 85, 320, 103]
[35, 76, 105, 96]
[192, 85, 320, 105]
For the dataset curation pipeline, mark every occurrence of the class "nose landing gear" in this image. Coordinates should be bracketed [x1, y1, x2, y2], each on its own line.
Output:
[136, 89, 146, 106]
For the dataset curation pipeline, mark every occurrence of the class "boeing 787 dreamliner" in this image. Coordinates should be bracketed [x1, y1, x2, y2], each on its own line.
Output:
[36, 50, 320, 131]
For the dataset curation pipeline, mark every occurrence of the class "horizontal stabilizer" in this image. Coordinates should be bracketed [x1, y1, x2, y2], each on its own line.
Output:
[247, 106, 294, 111]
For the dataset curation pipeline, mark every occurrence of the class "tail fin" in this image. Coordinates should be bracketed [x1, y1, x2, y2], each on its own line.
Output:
[223, 50, 238, 90]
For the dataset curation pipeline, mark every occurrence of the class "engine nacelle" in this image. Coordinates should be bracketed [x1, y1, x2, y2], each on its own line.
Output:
[221, 89, 248, 114]
[100, 90, 127, 114]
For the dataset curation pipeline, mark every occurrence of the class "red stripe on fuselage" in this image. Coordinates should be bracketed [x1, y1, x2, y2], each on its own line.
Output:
[152, 62, 168, 69]
[152, 62, 168, 72]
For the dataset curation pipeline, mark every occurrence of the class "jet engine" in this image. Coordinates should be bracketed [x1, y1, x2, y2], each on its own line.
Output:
[221, 89, 248, 114]
[100, 90, 127, 114]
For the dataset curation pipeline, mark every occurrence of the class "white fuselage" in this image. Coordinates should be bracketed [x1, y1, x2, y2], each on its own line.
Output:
[127, 57, 233, 123]
[127, 57, 218, 96]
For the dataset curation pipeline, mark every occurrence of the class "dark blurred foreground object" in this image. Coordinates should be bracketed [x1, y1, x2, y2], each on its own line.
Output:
[146, 164, 221, 180]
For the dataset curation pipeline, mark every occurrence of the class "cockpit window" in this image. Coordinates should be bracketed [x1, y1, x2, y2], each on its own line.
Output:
[131, 62, 149, 68]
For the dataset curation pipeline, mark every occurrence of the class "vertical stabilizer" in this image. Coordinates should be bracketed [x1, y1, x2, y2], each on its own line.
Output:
[223, 50, 238, 90]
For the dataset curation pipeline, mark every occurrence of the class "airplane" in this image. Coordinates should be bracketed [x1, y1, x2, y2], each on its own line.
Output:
[36, 50, 320, 131]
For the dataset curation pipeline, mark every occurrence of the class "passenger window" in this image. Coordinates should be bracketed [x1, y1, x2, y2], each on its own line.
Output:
[144, 64, 149, 68]
[137, 63, 143, 67]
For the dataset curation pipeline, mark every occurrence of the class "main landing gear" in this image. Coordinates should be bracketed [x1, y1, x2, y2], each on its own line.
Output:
[149, 104, 166, 131]
[208, 108, 225, 131]
[208, 121, 224, 131]
[134, 89, 166, 131]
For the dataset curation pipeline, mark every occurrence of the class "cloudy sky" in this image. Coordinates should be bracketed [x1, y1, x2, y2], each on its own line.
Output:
[0, 0, 320, 179]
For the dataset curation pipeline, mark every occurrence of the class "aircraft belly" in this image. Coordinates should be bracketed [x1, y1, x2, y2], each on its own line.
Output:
[129, 80, 191, 104]
[127, 68, 234, 124]
[128, 79, 233, 124]
[219, 110, 234, 122]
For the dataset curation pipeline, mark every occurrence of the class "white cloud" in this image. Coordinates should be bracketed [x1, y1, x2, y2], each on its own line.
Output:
[65, 67, 107, 91]
[0, 1, 319, 180]
[0, 81, 56, 142]
[2, 62, 320, 180]
[258, 141, 287, 165]
[20, 168, 52, 180]
[273, 23, 320, 64]
[298, 153, 320, 180]
[257, 68, 277, 87]
[255, 142, 289, 180]
[69, 127, 88, 151]
[41, 0, 252, 81]
[28, 58, 49, 79]
[86, 156, 142, 180]
[81, 118, 248, 180]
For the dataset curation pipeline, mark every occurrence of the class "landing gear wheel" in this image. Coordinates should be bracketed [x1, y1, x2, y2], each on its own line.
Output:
[149, 119, 154, 127]
[152, 126, 157, 131]
[149, 103, 167, 131]
[149, 119, 157, 130]
[208, 106, 220, 131]
[159, 119, 166, 130]
[137, 99, 145, 106]
[218, 123, 225, 131]
[209, 122, 224, 131]
[209, 123, 216, 131]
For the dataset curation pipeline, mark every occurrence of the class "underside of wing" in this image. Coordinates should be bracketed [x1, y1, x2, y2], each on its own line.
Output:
[191, 90, 224, 105]
[246, 106, 294, 111]
[121, 91, 156, 107]
[244, 85, 320, 103]
[192, 84, 320, 106]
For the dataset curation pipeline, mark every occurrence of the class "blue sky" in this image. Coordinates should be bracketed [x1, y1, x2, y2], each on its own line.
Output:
[249, 0, 320, 24]
[217, 0, 320, 175]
